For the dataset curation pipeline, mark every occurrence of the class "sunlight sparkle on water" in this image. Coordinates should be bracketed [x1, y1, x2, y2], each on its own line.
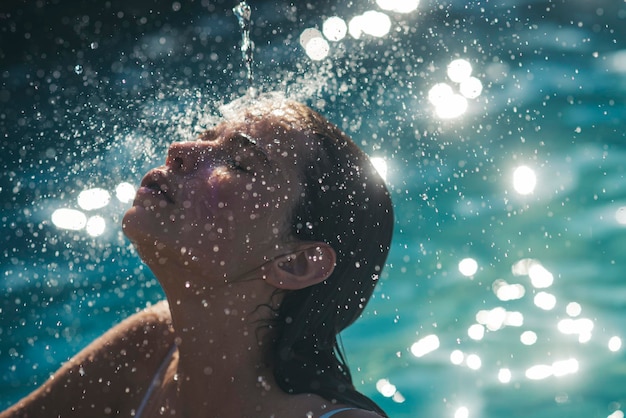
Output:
[428, 58, 483, 119]
[525, 358, 578, 380]
[512, 258, 533, 276]
[51, 208, 87, 231]
[608, 336, 622, 352]
[615, 206, 626, 225]
[322, 17, 347, 42]
[525, 364, 552, 380]
[454, 406, 469, 418]
[566, 302, 582, 317]
[476, 307, 524, 331]
[476, 307, 503, 331]
[410, 334, 440, 357]
[376, 0, 420, 13]
[466, 354, 482, 370]
[348, 11, 391, 39]
[450, 350, 464, 365]
[436, 94, 468, 119]
[608, 411, 624, 418]
[513, 165, 537, 195]
[375, 378, 397, 398]
[458, 257, 478, 277]
[428, 83, 469, 118]
[498, 368, 512, 383]
[467, 324, 485, 340]
[459, 77, 483, 99]
[558, 317, 594, 342]
[300, 28, 329, 61]
[534, 292, 557, 310]
[527, 262, 554, 288]
[552, 358, 579, 377]
[86, 215, 106, 237]
[116, 182, 136, 203]
[493, 279, 525, 301]
[447, 59, 473, 83]
[375, 378, 405, 403]
[505, 311, 524, 327]
[520, 330, 538, 345]
[299, 27, 322, 48]
[428, 83, 454, 106]
[77, 187, 111, 210]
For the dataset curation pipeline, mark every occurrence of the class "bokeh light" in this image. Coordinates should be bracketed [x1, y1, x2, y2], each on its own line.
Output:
[376, 0, 420, 13]
[520, 331, 538, 346]
[86, 215, 106, 237]
[513, 166, 537, 195]
[459, 77, 483, 99]
[458, 257, 478, 277]
[116, 182, 136, 203]
[410, 334, 440, 357]
[615, 207, 626, 225]
[322, 16, 348, 42]
[348, 11, 392, 39]
[608, 336, 622, 352]
[300, 28, 329, 60]
[51, 208, 87, 231]
[4, 2, 626, 418]
[455, 406, 470, 418]
[77, 188, 111, 211]
[447, 59, 473, 83]
[498, 368, 512, 384]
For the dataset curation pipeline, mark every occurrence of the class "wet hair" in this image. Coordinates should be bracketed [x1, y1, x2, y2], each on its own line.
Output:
[236, 97, 393, 416]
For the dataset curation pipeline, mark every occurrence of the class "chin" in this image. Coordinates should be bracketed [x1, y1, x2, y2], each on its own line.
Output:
[122, 205, 146, 242]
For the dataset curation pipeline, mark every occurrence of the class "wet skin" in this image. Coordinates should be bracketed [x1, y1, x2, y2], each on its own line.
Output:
[0, 115, 380, 417]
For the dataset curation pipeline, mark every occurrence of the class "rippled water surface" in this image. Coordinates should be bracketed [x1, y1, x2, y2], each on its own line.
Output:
[1, 1, 626, 417]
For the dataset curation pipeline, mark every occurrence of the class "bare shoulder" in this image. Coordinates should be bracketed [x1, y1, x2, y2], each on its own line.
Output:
[68, 299, 175, 383]
[112, 299, 173, 341]
[72, 299, 174, 365]
[0, 300, 175, 418]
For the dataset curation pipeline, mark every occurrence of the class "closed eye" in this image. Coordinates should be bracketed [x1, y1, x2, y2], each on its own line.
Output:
[226, 157, 251, 173]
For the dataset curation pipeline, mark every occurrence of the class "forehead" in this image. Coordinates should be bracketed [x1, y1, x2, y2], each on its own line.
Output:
[206, 117, 318, 159]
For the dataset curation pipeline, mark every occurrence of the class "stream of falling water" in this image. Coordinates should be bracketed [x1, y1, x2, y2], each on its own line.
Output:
[233, 1, 255, 95]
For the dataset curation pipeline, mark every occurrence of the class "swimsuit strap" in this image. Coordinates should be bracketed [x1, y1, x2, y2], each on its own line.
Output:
[319, 407, 358, 418]
[135, 343, 178, 418]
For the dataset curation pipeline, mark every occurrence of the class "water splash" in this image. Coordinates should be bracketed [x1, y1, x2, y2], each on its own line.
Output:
[233, 1, 255, 95]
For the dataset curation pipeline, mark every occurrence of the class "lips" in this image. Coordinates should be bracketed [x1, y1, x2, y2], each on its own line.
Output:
[140, 169, 175, 203]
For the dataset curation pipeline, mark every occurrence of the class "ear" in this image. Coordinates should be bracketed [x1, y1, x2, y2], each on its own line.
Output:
[265, 242, 336, 290]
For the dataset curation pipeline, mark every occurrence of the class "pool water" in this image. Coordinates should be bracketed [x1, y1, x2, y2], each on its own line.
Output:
[2, 1, 626, 417]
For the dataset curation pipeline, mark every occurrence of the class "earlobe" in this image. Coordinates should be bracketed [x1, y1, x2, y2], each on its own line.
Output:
[266, 243, 336, 290]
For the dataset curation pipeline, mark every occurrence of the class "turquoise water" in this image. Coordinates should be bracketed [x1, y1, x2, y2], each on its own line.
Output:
[2, 1, 626, 417]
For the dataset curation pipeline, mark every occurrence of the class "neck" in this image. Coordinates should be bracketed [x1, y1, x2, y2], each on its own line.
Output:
[151, 260, 281, 417]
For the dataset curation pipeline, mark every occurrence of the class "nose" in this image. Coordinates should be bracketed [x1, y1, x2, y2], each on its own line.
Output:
[166, 141, 214, 173]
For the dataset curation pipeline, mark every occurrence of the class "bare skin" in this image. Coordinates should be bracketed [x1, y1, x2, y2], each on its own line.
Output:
[0, 114, 383, 418]
[0, 301, 175, 417]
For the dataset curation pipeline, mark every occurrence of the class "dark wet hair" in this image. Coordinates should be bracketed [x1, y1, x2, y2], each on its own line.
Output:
[238, 98, 393, 416]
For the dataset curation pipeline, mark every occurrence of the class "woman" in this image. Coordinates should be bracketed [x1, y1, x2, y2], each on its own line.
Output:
[1, 95, 394, 417]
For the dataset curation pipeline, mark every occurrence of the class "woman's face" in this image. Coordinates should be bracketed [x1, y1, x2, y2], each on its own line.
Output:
[122, 117, 312, 281]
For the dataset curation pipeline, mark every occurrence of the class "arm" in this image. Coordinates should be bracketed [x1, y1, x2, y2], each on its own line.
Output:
[0, 301, 175, 418]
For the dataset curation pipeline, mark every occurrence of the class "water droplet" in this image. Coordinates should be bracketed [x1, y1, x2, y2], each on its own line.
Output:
[74, 64, 83, 75]
[233, 1, 255, 91]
